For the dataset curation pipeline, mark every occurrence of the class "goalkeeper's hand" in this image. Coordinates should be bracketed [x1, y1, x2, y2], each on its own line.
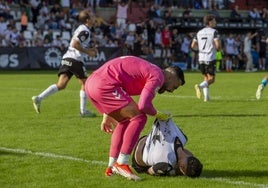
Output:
[155, 111, 171, 121]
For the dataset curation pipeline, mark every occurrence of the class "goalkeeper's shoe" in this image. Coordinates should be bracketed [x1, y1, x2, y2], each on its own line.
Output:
[112, 162, 141, 181]
[256, 84, 264, 100]
[105, 167, 113, 177]
[194, 84, 201, 99]
[32, 96, 41, 114]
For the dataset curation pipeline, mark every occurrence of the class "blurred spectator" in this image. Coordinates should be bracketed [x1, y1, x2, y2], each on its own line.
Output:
[0, 0, 13, 20]
[0, 15, 7, 46]
[10, 26, 20, 47]
[201, 0, 208, 9]
[249, 7, 261, 23]
[20, 10, 28, 32]
[180, 33, 191, 68]
[261, 7, 268, 23]
[44, 29, 53, 43]
[233, 34, 242, 70]
[105, 38, 118, 47]
[217, 0, 225, 9]
[43, 37, 51, 47]
[87, 0, 100, 11]
[194, 0, 202, 9]
[170, 28, 180, 60]
[17, 30, 26, 47]
[230, 5, 242, 22]
[50, 3, 62, 16]
[154, 0, 163, 7]
[182, 7, 192, 22]
[132, 33, 146, 56]
[51, 34, 64, 50]
[39, 1, 49, 16]
[61, 0, 70, 20]
[29, 0, 41, 24]
[257, 33, 267, 70]
[188, 32, 198, 71]
[116, 0, 131, 31]
[58, 10, 71, 31]
[163, 8, 175, 25]
[19, 0, 31, 19]
[224, 33, 235, 72]
[124, 31, 135, 53]
[135, 21, 145, 37]
[244, 32, 258, 72]
[95, 12, 110, 36]
[147, 4, 164, 24]
[209, 5, 221, 21]
[3, 24, 12, 47]
[154, 27, 162, 49]
[32, 28, 43, 46]
[35, 12, 49, 30]
[70, 2, 79, 21]
[146, 19, 156, 52]
[161, 25, 171, 61]
[99, 34, 108, 46]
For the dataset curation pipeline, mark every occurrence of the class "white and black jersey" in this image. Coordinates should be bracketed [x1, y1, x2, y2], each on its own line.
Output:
[142, 119, 187, 169]
[194, 27, 219, 62]
[62, 24, 91, 63]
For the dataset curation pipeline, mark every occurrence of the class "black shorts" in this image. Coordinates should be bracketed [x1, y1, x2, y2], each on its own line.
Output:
[58, 58, 88, 79]
[259, 51, 266, 58]
[199, 60, 216, 76]
[131, 136, 150, 174]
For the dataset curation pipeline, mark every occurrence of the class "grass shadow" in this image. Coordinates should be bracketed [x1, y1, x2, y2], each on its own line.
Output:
[0, 150, 26, 156]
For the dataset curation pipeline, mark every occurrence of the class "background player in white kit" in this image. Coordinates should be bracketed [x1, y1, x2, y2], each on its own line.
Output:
[191, 14, 221, 102]
[31, 10, 98, 117]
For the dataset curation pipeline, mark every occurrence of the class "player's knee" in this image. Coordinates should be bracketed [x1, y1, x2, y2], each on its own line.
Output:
[130, 113, 147, 125]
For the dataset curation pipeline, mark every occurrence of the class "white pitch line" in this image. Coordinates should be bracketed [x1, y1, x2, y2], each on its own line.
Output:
[202, 177, 268, 188]
[1, 146, 267, 188]
[0, 146, 106, 165]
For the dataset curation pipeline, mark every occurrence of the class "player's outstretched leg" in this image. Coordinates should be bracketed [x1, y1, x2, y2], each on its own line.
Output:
[256, 84, 264, 100]
[194, 84, 201, 99]
[32, 96, 41, 113]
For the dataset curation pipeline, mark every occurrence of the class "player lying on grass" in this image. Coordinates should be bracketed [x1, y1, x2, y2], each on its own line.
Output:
[132, 119, 203, 177]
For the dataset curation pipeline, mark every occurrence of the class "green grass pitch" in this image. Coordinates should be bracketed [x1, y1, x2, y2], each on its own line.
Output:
[0, 70, 267, 188]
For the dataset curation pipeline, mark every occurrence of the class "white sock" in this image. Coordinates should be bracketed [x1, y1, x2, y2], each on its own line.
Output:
[108, 157, 117, 167]
[38, 84, 58, 100]
[203, 87, 209, 99]
[117, 153, 129, 165]
[80, 90, 87, 113]
[199, 81, 208, 89]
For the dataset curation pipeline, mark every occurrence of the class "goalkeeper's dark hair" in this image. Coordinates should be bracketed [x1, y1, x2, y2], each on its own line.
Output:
[185, 156, 203, 178]
[172, 66, 185, 86]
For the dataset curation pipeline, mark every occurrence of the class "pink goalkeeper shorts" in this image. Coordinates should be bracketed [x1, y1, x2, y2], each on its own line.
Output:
[85, 73, 132, 114]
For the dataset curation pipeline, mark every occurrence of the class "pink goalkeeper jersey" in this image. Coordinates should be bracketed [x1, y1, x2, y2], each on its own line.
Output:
[85, 56, 164, 115]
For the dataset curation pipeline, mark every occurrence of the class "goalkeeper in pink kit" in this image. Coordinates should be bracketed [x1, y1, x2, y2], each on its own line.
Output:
[85, 56, 185, 180]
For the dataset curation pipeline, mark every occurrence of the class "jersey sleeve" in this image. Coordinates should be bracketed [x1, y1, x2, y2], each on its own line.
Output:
[138, 72, 163, 115]
[138, 87, 157, 115]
